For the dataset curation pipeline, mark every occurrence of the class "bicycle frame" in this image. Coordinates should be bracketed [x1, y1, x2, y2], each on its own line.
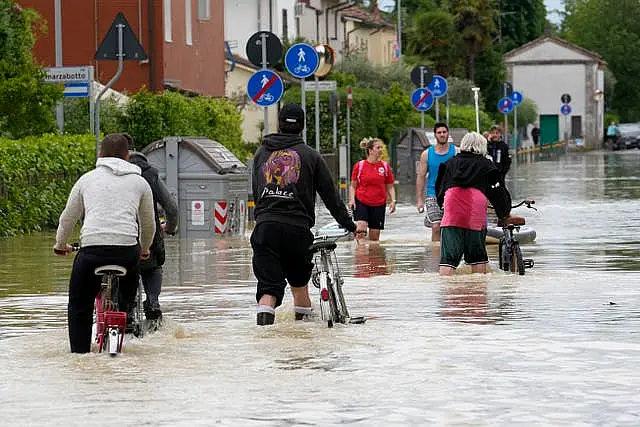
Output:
[498, 200, 536, 275]
[94, 266, 128, 356]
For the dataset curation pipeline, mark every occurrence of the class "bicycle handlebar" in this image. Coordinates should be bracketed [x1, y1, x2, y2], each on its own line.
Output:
[53, 242, 80, 255]
[512, 200, 537, 211]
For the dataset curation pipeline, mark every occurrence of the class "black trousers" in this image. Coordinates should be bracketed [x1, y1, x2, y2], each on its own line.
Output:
[67, 245, 140, 353]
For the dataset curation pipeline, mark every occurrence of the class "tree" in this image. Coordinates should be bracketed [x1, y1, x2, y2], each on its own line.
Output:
[560, 0, 640, 121]
[0, 1, 62, 138]
[498, 0, 547, 53]
[448, 0, 496, 82]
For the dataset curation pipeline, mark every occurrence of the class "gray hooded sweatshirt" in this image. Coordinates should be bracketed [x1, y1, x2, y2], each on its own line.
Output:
[56, 157, 156, 250]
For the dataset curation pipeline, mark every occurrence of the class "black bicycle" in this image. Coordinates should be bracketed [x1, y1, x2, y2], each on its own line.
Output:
[498, 200, 537, 276]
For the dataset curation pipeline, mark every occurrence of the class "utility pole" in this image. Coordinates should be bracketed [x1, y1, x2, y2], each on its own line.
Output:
[397, 0, 402, 62]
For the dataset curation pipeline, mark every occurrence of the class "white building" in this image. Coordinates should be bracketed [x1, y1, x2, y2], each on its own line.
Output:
[504, 36, 606, 148]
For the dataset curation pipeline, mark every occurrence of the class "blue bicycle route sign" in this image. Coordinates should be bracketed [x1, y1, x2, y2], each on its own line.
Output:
[498, 97, 514, 114]
[561, 104, 572, 116]
[284, 43, 319, 79]
[411, 88, 434, 111]
[427, 75, 448, 98]
[510, 90, 523, 106]
[247, 70, 284, 107]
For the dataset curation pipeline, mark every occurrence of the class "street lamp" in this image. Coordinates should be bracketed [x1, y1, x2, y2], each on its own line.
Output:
[472, 87, 480, 132]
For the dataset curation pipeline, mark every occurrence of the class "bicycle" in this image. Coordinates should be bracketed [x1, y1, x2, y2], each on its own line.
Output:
[310, 223, 366, 328]
[498, 200, 537, 276]
[55, 243, 145, 355]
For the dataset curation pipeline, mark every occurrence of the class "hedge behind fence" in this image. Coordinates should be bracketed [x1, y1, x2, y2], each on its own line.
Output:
[0, 134, 95, 236]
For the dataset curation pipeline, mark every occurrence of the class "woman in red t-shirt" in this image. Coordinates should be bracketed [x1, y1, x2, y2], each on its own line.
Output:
[348, 138, 396, 241]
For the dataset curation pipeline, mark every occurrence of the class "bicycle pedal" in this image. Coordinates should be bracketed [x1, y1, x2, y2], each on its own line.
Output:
[524, 259, 534, 268]
[348, 316, 367, 325]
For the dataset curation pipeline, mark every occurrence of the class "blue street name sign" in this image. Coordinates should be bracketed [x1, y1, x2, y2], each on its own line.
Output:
[510, 90, 523, 106]
[498, 97, 514, 114]
[247, 70, 284, 107]
[561, 104, 572, 116]
[411, 88, 434, 112]
[427, 75, 448, 98]
[285, 43, 319, 79]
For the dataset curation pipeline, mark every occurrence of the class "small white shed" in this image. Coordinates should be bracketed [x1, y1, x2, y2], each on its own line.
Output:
[504, 36, 606, 148]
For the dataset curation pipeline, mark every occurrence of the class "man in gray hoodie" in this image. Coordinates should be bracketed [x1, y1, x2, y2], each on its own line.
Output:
[54, 133, 156, 353]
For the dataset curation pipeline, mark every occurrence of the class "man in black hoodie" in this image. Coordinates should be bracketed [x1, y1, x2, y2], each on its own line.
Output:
[487, 124, 511, 181]
[435, 132, 514, 276]
[251, 104, 357, 326]
[127, 139, 179, 322]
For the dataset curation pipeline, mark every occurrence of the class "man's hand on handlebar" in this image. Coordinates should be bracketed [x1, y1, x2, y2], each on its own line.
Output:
[140, 249, 151, 260]
[53, 243, 74, 256]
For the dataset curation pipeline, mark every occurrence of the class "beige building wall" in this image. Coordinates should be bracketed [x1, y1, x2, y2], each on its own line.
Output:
[343, 21, 396, 66]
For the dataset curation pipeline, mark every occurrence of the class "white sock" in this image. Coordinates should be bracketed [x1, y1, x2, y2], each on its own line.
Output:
[295, 306, 313, 315]
[257, 305, 275, 314]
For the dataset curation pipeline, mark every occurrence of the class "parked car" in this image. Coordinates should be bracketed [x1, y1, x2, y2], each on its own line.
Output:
[616, 123, 640, 149]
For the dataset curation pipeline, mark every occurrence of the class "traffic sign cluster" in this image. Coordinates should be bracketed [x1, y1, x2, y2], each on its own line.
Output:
[561, 93, 572, 116]
[409, 65, 448, 112]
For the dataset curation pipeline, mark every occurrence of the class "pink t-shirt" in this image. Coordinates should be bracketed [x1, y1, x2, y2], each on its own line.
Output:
[441, 187, 488, 231]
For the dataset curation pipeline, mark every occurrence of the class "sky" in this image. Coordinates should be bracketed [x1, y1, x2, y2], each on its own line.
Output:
[378, 0, 564, 24]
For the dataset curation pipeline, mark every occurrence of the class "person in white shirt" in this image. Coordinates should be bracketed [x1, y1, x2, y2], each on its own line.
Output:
[54, 133, 155, 353]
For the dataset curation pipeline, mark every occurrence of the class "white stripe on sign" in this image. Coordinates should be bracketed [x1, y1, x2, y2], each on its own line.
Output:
[63, 82, 89, 98]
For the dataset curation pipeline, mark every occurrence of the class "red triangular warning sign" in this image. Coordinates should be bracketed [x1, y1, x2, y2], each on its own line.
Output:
[94, 12, 148, 61]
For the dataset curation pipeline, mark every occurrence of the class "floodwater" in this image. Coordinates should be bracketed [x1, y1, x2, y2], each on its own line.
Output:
[2, 149, 640, 426]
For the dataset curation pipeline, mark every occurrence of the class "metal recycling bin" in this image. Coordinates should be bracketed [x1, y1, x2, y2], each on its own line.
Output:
[142, 137, 248, 238]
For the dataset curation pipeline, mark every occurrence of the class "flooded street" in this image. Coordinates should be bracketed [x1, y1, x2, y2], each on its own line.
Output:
[1, 150, 640, 425]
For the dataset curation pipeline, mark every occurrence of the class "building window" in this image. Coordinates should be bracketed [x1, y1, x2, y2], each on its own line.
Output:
[164, 0, 172, 42]
[185, 0, 192, 45]
[282, 9, 288, 43]
[198, 0, 210, 20]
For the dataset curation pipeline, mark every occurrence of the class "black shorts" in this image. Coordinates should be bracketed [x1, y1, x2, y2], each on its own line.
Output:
[251, 221, 314, 308]
[354, 198, 386, 230]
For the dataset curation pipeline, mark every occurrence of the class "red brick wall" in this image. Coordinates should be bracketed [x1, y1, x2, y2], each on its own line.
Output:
[16, 0, 223, 96]
[163, 0, 225, 96]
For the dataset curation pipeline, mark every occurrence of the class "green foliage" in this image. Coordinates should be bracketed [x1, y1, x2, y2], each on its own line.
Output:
[0, 2, 63, 138]
[118, 90, 248, 160]
[499, 0, 547, 52]
[446, 104, 492, 132]
[332, 54, 413, 92]
[446, 76, 484, 106]
[561, 0, 640, 121]
[63, 97, 123, 135]
[377, 83, 414, 145]
[0, 134, 95, 236]
[515, 98, 539, 129]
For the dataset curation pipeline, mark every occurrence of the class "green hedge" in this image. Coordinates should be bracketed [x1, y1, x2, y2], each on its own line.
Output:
[0, 134, 95, 236]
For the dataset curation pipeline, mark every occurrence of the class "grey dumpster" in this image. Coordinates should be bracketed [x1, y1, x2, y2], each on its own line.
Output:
[142, 136, 249, 238]
[394, 128, 431, 185]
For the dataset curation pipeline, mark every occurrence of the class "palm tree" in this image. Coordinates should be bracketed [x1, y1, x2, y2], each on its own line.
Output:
[449, 0, 495, 81]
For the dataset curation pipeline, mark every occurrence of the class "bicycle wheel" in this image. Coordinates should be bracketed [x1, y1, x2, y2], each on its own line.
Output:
[512, 241, 525, 275]
[318, 271, 334, 328]
[499, 239, 510, 271]
[133, 277, 145, 338]
[332, 273, 349, 323]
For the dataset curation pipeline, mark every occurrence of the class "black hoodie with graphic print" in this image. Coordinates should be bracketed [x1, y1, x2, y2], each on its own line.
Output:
[252, 133, 356, 232]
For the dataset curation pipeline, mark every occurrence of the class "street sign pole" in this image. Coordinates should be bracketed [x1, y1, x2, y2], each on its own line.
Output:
[420, 67, 425, 129]
[332, 91, 337, 150]
[347, 86, 352, 152]
[89, 66, 95, 135]
[261, 32, 269, 135]
[445, 93, 450, 126]
[513, 105, 518, 167]
[315, 76, 320, 151]
[95, 23, 124, 157]
[435, 98, 439, 122]
[301, 78, 306, 142]
[54, 0, 64, 134]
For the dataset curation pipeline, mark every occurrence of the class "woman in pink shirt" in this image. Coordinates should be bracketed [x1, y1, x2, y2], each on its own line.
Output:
[435, 132, 514, 276]
[348, 138, 396, 241]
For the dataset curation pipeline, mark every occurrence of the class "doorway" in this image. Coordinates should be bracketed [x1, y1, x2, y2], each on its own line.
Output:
[539, 114, 559, 145]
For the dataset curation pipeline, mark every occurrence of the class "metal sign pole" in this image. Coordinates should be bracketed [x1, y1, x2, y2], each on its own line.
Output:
[89, 66, 95, 135]
[420, 67, 425, 129]
[472, 87, 480, 132]
[332, 90, 337, 150]
[54, 0, 64, 134]
[95, 23, 125, 157]
[261, 33, 269, 135]
[513, 105, 518, 167]
[446, 93, 450, 126]
[301, 78, 306, 142]
[435, 98, 439, 122]
[315, 75, 320, 151]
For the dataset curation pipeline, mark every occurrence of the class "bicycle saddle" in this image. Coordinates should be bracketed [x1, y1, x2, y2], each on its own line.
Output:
[94, 265, 128, 276]
[497, 215, 525, 227]
[309, 241, 337, 254]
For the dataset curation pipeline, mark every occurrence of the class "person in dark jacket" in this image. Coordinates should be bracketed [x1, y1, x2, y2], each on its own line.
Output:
[435, 132, 515, 276]
[487, 124, 511, 180]
[127, 142, 178, 321]
[251, 104, 357, 326]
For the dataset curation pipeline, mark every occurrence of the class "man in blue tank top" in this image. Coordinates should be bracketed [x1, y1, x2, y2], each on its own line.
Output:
[416, 122, 457, 242]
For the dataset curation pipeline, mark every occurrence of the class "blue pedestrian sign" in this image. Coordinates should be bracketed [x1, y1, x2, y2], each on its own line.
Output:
[411, 88, 434, 111]
[561, 104, 572, 116]
[247, 70, 284, 107]
[510, 90, 523, 106]
[498, 97, 514, 114]
[427, 75, 448, 98]
[284, 43, 319, 79]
